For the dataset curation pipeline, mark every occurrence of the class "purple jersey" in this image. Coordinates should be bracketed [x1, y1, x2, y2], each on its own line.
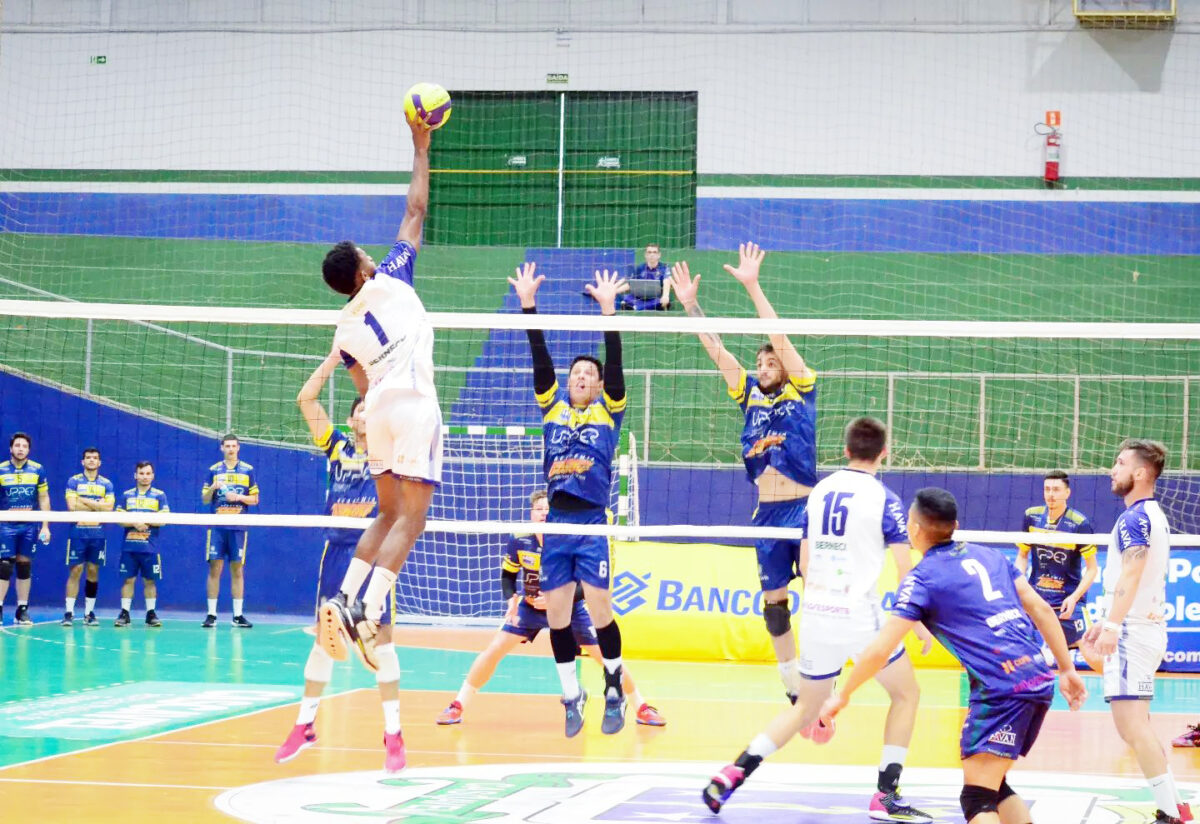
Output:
[892, 541, 1054, 702]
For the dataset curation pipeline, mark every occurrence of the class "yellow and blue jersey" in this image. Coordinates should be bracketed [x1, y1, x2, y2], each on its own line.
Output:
[537, 381, 626, 508]
[1017, 505, 1096, 609]
[202, 460, 258, 520]
[316, 425, 376, 545]
[502, 534, 544, 601]
[65, 473, 115, 537]
[118, 486, 169, 552]
[0, 458, 49, 530]
[730, 368, 818, 487]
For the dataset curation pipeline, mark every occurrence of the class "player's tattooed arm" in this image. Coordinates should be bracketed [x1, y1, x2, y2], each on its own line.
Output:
[1129, 545, 1149, 560]
[671, 261, 743, 392]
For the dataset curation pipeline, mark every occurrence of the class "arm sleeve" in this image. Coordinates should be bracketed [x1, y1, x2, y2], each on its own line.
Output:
[1079, 516, 1098, 558]
[1116, 509, 1151, 553]
[727, 369, 751, 410]
[603, 330, 625, 403]
[891, 570, 930, 622]
[881, 488, 908, 544]
[377, 241, 417, 285]
[500, 568, 518, 600]
[522, 307, 557, 398]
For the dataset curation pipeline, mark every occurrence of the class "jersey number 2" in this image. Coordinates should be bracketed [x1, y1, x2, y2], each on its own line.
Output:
[364, 311, 389, 346]
[961, 559, 1003, 602]
[821, 491, 854, 537]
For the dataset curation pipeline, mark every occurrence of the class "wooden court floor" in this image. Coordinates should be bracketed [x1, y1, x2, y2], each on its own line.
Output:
[1, 616, 1197, 823]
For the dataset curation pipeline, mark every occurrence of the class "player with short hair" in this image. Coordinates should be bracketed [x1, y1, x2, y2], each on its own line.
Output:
[0, 432, 51, 626]
[702, 418, 932, 822]
[671, 244, 816, 699]
[317, 111, 440, 735]
[1015, 469, 1101, 671]
[115, 462, 169, 628]
[815, 487, 1086, 824]
[618, 242, 671, 311]
[62, 447, 115, 627]
[509, 260, 632, 737]
[276, 354, 405, 771]
[436, 489, 665, 728]
[1079, 439, 1192, 824]
[201, 433, 258, 628]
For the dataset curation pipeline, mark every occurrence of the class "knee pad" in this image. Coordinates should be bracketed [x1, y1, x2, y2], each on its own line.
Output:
[375, 643, 401, 684]
[304, 644, 334, 683]
[0, 560, 10, 581]
[15, 559, 31, 580]
[997, 778, 1015, 803]
[960, 784, 999, 822]
[763, 599, 792, 637]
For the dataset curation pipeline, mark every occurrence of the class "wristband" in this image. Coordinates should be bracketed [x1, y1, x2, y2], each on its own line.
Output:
[1102, 620, 1121, 633]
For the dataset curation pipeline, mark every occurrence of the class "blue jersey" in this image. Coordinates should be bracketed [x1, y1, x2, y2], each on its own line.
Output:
[65, 473, 115, 538]
[502, 534, 544, 600]
[377, 240, 416, 286]
[316, 426, 376, 545]
[118, 486, 170, 552]
[0, 459, 48, 529]
[730, 368, 818, 487]
[203, 460, 258, 518]
[893, 541, 1054, 702]
[1018, 505, 1096, 609]
[620, 262, 670, 311]
[537, 381, 626, 508]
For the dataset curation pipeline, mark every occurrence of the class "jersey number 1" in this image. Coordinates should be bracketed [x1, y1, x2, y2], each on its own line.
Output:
[961, 559, 1003, 602]
[364, 311, 389, 346]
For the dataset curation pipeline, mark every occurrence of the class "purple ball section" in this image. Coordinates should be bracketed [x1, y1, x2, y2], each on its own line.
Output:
[412, 93, 450, 127]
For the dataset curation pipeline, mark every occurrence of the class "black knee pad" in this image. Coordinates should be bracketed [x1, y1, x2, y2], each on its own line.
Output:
[15, 559, 31, 580]
[997, 778, 1016, 803]
[960, 784, 999, 822]
[0, 559, 10, 581]
[762, 599, 791, 637]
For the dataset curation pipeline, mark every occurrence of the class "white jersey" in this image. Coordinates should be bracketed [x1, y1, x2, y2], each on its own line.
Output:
[1105, 498, 1170, 626]
[801, 468, 908, 620]
[333, 241, 436, 409]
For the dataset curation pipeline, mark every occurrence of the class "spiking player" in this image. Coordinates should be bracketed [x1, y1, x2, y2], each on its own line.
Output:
[276, 354, 405, 772]
[818, 488, 1087, 824]
[436, 490, 665, 728]
[509, 261, 631, 737]
[115, 462, 169, 628]
[63, 447, 115, 627]
[0, 432, 50, 626]
[201, 433, 259, 628]
[1079, 439, 1192, 824]
[671, 244, 815, 699]
[703, 418, 932, 822]
[317, 110, 440, 754]
[1015, 469, 1101, 670]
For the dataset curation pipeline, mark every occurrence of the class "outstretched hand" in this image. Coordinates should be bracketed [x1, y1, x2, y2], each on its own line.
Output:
[507, 262, 544, 309]
[406, 109, 432, 152]
[670, 261, 701, 308]
[722, 241, 766, 287]
[584, 269, 629, 316]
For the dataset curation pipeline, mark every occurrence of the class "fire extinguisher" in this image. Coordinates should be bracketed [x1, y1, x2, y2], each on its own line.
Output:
[1044, 129, 1061, 187]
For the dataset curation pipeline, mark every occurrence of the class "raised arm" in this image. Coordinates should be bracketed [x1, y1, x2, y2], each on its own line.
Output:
[725, 242, 810, 379]
[508, 262, 556, 396]
[670, 261, 744, 391]
[297, 350, 340, 441]
[396, 114, 432, 251]
[585, 270, 629, 402]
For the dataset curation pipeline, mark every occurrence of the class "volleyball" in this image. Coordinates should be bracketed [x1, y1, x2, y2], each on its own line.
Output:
[404, 82, 452, 130]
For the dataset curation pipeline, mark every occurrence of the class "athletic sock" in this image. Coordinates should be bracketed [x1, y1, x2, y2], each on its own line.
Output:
[381, 700, 402, 735]
[594, 620, 624, 700]
[296, 696, 320, 725]
[1150, 773, 1181, 815]
[207, 598, 217, 615]
[65, 598, 74, 614]
[363, 567, 397, 621]
[339, 557, 372, 599]
[120, 597, 132, 611]
[549, 627, 581, 700]
[84, 597, 96, 614]
[233, 598, 243, 617]
[455, 683, 478, 707]
[145, 598, 156, 611]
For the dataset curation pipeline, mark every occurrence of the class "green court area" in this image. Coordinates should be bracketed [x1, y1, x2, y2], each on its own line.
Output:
[1, 233, 1199, 468]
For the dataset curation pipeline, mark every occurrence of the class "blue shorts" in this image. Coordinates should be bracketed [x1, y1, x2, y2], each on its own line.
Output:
[1, 523, 40, 559]
[502, 599, 597, 646]
[206, 528, 247, 563]
[541, 506, 610, 592]
[1059, 614, 1087, 647]
[119, 551, 161, 582]
[753, 497, 806, 591]
[66, 536, 106, 566]
[316, 541, 392, 625]
[960, 695, 1051, 760]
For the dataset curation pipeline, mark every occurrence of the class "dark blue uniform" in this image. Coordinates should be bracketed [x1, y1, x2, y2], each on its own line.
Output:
[65, 472, 115, 567]
[500, 534, 596, 645]
[118, 487, 169, 581]
[203, 460, 258, 563]
[0, 459, 48, 558]
[1018, 505, 1096, 646]
[618, 261, 670, 311]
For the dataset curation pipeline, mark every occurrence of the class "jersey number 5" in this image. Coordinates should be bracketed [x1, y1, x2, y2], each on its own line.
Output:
[961, 559, 1003, 602]
[821, 491, 854, 537]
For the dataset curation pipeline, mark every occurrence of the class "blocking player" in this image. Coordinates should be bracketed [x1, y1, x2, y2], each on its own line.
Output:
[817, 488, 1087, 824]
[62, 447, 115, 627]
[317, 110, 440, 715]
[1078, 439, 1192, 824]
[201, 433, 258, 628]
[1015, 470, 1101, 671]
[276, 354, 405, 772]
[702, 418, 932, 822]
[509, 260, 631, 737]
[115, 462, 169, 628]
[435, 490, 665, 728]
[0, 432, 51, 626]
[671, 244, 816, 699]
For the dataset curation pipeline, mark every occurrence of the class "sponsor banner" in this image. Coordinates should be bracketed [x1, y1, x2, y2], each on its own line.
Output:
[611, 541, 957, 667]
[0, 681, 299, 741]
[216, 761, 1200, 824]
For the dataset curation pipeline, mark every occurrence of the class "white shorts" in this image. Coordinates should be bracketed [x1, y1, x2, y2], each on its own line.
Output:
[798, 602, 905, 680]
[365, 390, 443, 484]
[1102, 621, 1167, 702]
